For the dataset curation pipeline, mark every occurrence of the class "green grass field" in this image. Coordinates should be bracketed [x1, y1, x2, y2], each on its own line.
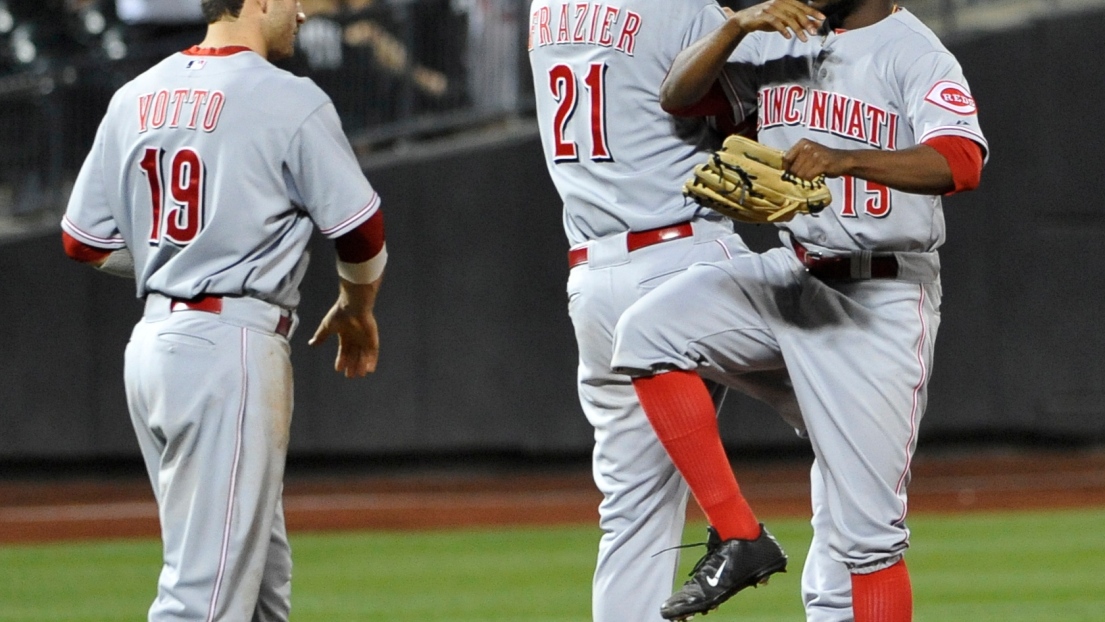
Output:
[1, 508, 1103, 621]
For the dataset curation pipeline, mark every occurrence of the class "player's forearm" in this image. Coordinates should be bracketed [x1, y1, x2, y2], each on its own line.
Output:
[336, 274, 384, 323]
[61, 231, 135, 278]
[96, 248, 136, 278]
[660, 19, 747, 113]
[334, 210, 386, 283]
[839, 145, 955, 195]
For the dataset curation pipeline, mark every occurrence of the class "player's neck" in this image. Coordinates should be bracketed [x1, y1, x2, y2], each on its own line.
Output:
[198, 21, 269, 59]
[838, 0, 895, 30]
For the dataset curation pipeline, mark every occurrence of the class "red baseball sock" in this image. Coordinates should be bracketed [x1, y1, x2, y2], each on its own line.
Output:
[851, 559, 913, 622]
[632, 370, 761, 541]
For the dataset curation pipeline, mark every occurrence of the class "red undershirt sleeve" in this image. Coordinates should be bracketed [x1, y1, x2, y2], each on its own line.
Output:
[667, 81, 732, 117]
[922, 135, 984, 195]
[334, 209, 385, 263]
[62, 230, 112, 264]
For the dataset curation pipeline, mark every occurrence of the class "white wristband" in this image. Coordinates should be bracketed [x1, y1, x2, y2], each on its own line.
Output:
[336, 243, 387, 284]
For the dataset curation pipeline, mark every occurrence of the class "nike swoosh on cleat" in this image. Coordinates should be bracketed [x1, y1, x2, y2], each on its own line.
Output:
[705, 559, 728, 587]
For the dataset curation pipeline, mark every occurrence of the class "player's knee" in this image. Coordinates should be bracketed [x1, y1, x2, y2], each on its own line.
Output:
[611, 305, 672, 376]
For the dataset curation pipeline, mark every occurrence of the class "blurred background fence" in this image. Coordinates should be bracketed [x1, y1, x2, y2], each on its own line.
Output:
[2, 0, 1105, 460]
[3, 0, 1103, 236]
[0, 0, 536, 237]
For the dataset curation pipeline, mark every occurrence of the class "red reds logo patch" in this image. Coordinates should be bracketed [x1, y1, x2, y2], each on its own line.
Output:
[924, 81, 976, 115]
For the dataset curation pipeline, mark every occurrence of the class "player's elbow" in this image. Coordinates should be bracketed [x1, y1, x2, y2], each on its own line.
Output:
[940, 154, 982, 195]
[922, 137, 985, 196]
[62, 231, 110, 266]
[659, 91, 703, 116]
[658, 93, 683, 115]
[662, 102, 705, 117]
[658, 79, 694, 115]
[661, 80, 731, 118]
[954, 165, 982, 193]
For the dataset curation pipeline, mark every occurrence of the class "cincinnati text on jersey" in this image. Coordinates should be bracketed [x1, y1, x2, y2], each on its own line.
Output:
[528, 2, 641, 55]
[757, 85, 903, 150]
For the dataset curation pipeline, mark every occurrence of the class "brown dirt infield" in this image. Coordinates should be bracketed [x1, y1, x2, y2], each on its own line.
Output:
[2, 447, 1104, 544]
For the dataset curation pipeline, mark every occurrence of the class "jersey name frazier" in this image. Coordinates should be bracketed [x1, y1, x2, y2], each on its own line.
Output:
[528, 2, 641, 55]
[758, 84, 900, 150]
[137, 88, 227, 133]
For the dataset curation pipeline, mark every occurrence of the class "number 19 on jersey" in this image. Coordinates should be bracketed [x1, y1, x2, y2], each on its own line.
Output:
[139, 146, 207, 246]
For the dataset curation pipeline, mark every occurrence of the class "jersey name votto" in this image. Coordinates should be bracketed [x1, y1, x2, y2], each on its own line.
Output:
[528, 2, 642, 55]
[758, 85, 900, 150]
[137, 88, 227, 134]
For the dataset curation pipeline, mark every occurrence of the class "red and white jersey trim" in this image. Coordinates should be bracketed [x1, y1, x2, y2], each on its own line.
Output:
[182, 45, 254, 57]
[61, 215, 127, 249]
[319, 193, 381, 238]
[918, 126, 989, 163]
[718, 71, 752, 129]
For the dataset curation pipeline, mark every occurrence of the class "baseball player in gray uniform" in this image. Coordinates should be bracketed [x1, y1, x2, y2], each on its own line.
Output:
[611, 0, 988, 620]
[61, 1, 388, 620]
[527, 1, 808, 620]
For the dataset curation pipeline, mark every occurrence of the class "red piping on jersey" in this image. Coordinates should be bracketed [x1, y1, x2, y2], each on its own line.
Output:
[922, 135, 983, 194]
[207, 328, 250, 622]
[62, 215, 125, 247]
[62, 230, 112, 264]
[320, 194, 381, 237]
[182, 45, 254, 57]
[712, 238, 732, 260]
[895, 284, 928, 523]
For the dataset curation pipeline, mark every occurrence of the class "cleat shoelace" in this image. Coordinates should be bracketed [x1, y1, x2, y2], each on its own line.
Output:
[652, 538, 718, 577]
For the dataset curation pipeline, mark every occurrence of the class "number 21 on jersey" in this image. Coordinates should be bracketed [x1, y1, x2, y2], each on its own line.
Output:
[139, 147, 206, 246]
[547, 63, 611, 163]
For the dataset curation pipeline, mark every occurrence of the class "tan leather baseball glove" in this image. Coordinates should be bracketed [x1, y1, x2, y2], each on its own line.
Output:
[683, 135, 832, 224]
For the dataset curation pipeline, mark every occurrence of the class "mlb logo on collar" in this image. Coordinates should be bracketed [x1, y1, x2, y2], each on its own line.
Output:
[186, 59, 206, 70]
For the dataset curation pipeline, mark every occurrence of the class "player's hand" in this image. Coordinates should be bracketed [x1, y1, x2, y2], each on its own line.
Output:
[783, 138, 852, 181]
[309, 303, 380, 378]
[309, 278, 382, 378]
[731, 0, 825, 42]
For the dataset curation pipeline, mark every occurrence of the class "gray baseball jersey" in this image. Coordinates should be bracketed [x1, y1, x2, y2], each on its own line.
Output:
[529, 0, 732, 246]
[610, 9, 986, 622]
[63, 48, 380, 309]
[721, 8, 987, 254]
[62, 46, 379, 622]
[528, 2, 764, 621]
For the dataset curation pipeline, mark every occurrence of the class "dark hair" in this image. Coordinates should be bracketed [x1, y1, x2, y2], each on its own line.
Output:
[201, 0, 247, 23]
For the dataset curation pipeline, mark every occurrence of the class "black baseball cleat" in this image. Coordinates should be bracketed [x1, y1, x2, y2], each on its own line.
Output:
[660, 524, 788, 621]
